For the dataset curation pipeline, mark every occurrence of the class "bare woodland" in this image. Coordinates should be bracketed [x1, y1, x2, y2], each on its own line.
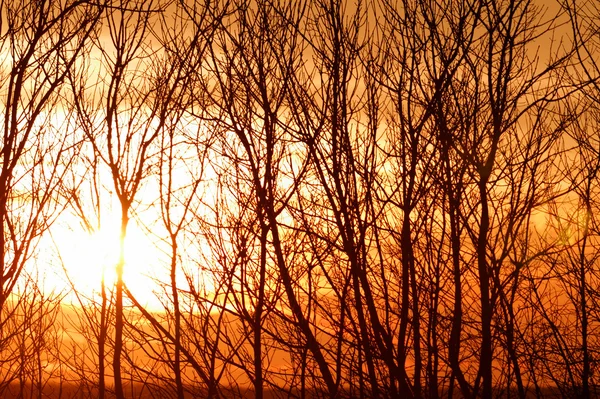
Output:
[1, 0, 600, 397]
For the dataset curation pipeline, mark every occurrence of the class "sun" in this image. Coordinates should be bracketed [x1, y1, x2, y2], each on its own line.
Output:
[59, 222, 119, 292]
[47, 212, 168, 311]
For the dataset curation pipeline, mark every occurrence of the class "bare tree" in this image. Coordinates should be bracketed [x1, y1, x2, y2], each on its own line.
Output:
[69, 1, 173, 397]
[0, 0, 101, 313]
[0, 0, 101, 396]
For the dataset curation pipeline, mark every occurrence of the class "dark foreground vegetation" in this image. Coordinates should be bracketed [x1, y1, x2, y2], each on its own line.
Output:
[2, 0, 600, 398]
[4, 382, 589, 399]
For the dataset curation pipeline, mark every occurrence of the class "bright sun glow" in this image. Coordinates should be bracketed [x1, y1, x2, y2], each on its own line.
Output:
[48, 213, 168, 311]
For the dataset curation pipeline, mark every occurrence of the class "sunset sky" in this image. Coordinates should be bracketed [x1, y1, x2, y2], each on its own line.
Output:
[2, 0, 600, 398]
